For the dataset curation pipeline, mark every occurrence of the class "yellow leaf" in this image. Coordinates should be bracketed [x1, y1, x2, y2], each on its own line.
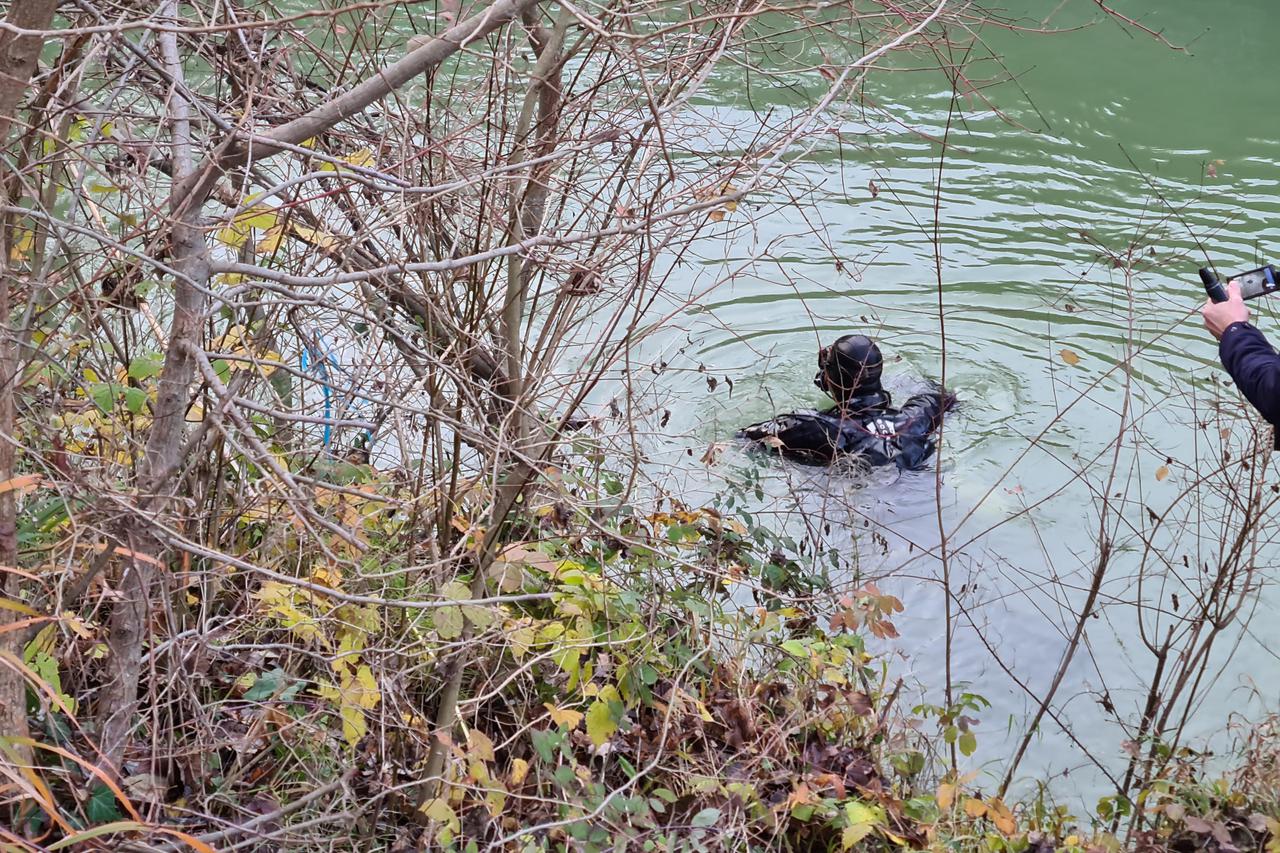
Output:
[213, 325, 246, 351]
[419, 797, 457, 827]
[310, 565, 343, 588]
[507, 622, 535, 659]
[484, 786, 506, 817]
[233, 206, 278, 230]
[323, 664, 381, 747]
[61, 613, 94, 640]
[467, 729, 495, 761]
[509, 758, 530, 785]
[256, 224, 286, 253]
[842, 824, 873, 849]
[1155, 465, 1170, 481]
[318, 148, 375, 172]
[339, 702, 367, 746]
[289, 223, 340, 250]
[545, 703, 584, 730]
[217, 223, 250, 249]
[987, 797, 1017, 835]
[352, 664, 380, 709]
[344, 148, 375, 168]
[708, 209, 725, 222]
[1059, 348, 1080, 366]
[936, 781, 956, 810]
[9, 229, 34, 262]
[964, 797, 987, 818]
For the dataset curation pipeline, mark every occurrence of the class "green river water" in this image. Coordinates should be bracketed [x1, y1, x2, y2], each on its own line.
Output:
[618, 1, 1280, 802]
[295, 0, 1280, 805]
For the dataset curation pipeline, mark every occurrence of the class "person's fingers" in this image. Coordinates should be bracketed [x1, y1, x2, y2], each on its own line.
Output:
[1228, 280, 1244, 301]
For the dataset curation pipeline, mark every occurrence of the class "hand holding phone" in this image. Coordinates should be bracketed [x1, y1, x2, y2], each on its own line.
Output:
[1201, 264, 1279, 303]
[1201, 279, 1251, 339]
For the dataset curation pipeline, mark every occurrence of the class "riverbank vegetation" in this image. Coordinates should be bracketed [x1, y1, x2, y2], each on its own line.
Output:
[1, 0, 1276, 850]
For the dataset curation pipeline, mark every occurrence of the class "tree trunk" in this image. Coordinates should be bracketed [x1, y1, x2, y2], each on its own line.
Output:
[0, 0, 60, 797]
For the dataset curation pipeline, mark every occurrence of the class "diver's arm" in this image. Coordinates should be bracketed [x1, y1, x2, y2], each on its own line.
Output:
[889, 389, 955, 471]
[1218, 322, 1280, 427]
[737, 412, 840, 465]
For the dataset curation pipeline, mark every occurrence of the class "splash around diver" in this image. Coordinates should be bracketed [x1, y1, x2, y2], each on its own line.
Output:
[737, 334, 956, 470]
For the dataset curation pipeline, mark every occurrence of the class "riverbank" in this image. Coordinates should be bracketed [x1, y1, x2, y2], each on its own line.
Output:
[13, 457, 1278, 850]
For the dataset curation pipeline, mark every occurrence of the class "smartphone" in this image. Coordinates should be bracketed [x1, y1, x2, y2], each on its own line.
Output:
[1234, 265, 1280, 301]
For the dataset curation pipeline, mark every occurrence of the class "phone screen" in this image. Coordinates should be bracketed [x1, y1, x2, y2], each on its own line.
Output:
[1236, 266, 1279, 301]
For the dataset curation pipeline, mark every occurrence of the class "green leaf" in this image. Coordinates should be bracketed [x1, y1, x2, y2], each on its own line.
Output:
[122, 387, 147, 414]
[127, 352, 164, 381]
[434, 605, 463, 639]
[462, 604, 496, 629]
[691, 807, 721, 828]
[243, 667, 287, 701]
[89, 383, 114, 412]
[85, 783, 123, 824]
[441, 580, 471, 601]
[959, 729, 977, 757]
[845, 800, 880, 826]
[531, 728, 562, 763]
[585, 696, 618, 746]
[780, 639, 808, 657]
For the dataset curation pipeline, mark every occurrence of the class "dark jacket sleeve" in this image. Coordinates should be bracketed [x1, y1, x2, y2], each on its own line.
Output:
[890, 390, 954, 471]
[737, 411, 839, 465]
[1218, 322, 1280, 427]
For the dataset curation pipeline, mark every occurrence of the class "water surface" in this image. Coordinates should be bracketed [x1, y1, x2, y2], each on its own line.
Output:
[624, 0, 1280, 802]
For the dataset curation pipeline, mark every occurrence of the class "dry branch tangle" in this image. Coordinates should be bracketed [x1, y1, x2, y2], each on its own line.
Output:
[96, 0, 547, 772]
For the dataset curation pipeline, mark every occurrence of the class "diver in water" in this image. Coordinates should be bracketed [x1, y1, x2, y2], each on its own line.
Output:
[737, 334, 955, 469]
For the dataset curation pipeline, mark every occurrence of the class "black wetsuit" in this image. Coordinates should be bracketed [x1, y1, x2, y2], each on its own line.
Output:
[737, 386, 955, 470]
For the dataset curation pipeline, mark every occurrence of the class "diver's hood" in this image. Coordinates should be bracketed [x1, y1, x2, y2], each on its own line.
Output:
[814, 334, 885, 404]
